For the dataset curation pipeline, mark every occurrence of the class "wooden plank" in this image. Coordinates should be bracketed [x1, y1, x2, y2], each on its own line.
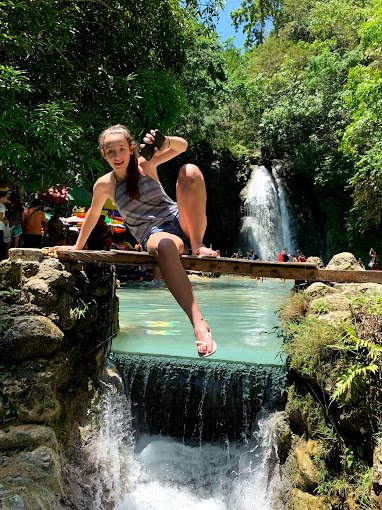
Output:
[51, 249, 382, 284]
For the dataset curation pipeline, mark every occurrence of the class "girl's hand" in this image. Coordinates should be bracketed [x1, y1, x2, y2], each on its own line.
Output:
[140, 130, 156, 152]
[47, 244, 80, 254]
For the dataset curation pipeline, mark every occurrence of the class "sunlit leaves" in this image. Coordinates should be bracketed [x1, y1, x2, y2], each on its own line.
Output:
[307, 0, 367, 50]
[0, 65, 32, 93]
[0, 0, 195, 190]
[339, 1, 382, 230]
[231, 0, 283, 47]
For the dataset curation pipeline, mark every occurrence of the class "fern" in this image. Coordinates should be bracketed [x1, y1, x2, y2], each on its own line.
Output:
[332, 363, 379, 403]
[328, 325, 382, 403]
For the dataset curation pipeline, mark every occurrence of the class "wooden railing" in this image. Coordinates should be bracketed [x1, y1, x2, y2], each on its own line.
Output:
[48, 249, 382, 284]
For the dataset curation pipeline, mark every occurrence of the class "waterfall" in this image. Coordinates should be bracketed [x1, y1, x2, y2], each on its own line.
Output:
[239, 165, 295, 261]
[111, 353, 286, 443]
[87, 382, 286, 510]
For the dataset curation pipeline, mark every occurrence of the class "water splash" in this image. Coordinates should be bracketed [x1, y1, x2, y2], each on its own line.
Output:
[239, 165, 295, 261]
[85, 387, 135, 509]
[89, 387, 285, 510]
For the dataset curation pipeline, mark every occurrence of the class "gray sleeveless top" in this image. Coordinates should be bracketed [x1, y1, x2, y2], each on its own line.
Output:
[114, 172, 178, 243]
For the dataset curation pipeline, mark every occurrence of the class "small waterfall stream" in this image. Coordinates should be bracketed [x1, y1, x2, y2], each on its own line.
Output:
[85, 356, 287, 509]
[239, 165, 295, 260]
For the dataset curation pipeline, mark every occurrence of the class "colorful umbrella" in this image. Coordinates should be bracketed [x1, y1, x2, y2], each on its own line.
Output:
[40, 185, 92, 206]
[64, 215, 84, 224]
[103, 198, 116, 210]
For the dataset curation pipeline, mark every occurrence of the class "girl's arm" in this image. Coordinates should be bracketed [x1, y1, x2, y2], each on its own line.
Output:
[52, 180, 111, 251]
[139, 132, 188, 177]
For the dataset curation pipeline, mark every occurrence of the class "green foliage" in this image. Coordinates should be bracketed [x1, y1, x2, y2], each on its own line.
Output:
[316, 462, 372, 509]
[310, 298, 329, 315]
[278, 291, 307, 327]
[329, 325, 382, 404]
[307, 0, 367, 50]
[231, 0, 283, 47]
[284, 317, 339, 384]
[71, 299, 89, 320]
[286, 385, 338, 443]
[351, 294, 382, 316]
[339, 0, 382, 231]
[0, 0, 193, 190]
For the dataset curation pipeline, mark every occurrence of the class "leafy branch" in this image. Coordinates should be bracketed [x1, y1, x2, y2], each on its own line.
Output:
[329, 326, 382, 404]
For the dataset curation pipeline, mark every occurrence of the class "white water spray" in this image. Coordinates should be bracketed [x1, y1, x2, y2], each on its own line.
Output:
[88, 387, 284, 510]
[239, 165, 295, 260]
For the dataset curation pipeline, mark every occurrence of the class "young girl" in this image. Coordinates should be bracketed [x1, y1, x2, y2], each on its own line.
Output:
[52, 125, 217, 357]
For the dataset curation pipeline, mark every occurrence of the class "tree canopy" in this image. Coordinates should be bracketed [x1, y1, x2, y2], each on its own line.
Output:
[1, 0, 381, 255]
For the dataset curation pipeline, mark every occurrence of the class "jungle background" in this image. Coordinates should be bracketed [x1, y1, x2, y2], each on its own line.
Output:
[1, 0, 381, 262]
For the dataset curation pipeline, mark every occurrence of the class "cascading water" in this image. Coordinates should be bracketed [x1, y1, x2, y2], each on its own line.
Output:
[82, 355, 288, 510]
[88, 381, 287, 510]
[112, 354, 286, 443]
[239, 165, 296, 261]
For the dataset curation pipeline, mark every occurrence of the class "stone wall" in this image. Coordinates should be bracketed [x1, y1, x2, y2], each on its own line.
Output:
[0, 249, 118, 509]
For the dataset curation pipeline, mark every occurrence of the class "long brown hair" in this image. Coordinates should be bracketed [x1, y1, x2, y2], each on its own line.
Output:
[98, 124, 140, 200]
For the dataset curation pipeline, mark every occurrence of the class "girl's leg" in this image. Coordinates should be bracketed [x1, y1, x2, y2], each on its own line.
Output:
[176, 163, 217, 257]
[146, 232, 215, 356]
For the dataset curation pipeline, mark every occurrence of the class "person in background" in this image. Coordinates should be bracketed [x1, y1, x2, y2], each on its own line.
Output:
[0, 191, 9, 260]
[277, 248, 289, 262]
[4, 191, 23, 257]
[368, 248, 379, 270]
[22, 198, 47, 248]
[87, 214, 112, 250]
[297, 250, 307, 262]
[46, 210, 65, 247]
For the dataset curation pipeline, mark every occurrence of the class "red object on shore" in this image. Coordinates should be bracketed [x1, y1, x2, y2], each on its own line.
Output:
[40, 185, 92, 206]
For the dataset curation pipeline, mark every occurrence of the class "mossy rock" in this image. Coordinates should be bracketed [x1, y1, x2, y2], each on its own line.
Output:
[304, 282, 338, 299]
[0, 445, 64, 510]
[291, 488, 332, 510]
[293, 437, 320, 491]
[0, 425, 58, 451]
[0, 316, 64, 362]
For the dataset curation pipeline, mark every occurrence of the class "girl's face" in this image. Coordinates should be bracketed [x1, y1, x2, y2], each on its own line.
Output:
[102, 133, 134, 175]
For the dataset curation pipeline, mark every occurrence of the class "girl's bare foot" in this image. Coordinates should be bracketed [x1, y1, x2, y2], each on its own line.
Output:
[193, 245, 218, 257]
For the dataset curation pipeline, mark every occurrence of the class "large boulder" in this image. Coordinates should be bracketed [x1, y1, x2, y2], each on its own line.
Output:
[0, 424, 58, 451]
[2, 359, 63, 423]
[304, 282, 338, 299]
[306, 256, 324, 268]
[325, 252, 364, 271]
[0, 445, 64, 510]
[0, 316, 64, 362]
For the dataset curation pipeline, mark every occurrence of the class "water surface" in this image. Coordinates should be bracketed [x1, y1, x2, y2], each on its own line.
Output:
[112, 276, 293, 365]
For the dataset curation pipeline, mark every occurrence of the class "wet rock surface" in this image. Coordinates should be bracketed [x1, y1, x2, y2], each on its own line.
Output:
[0, 249, 118, 509]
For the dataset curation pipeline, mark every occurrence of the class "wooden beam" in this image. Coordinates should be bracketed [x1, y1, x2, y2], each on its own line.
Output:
[50, 249, 382, 284]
